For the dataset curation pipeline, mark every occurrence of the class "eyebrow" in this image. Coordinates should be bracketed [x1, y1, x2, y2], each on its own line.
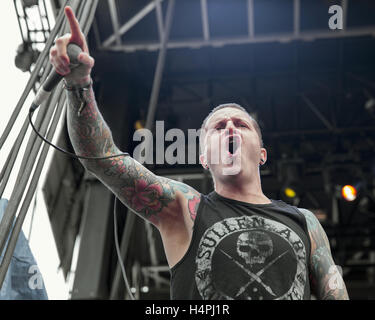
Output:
[209, 115, 252, 128]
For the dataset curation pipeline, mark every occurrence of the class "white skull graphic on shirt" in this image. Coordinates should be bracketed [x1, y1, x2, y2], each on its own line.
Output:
[236, 231, 273, 266]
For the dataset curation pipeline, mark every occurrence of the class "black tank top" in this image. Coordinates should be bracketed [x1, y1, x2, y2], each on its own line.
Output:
[170, 191, 311, 300]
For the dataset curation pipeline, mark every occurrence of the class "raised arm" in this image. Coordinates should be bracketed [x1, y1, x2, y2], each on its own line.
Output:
[49, 7, 201, 235]
[298, 208, 349, 300]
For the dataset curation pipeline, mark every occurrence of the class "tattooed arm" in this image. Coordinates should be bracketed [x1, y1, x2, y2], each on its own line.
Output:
[66, 84, 200, 227]
[298, 208, 349, 300]
[66, 92, 201, 265]
[69, 100, 201, 264]
[50, 7, 201, 266]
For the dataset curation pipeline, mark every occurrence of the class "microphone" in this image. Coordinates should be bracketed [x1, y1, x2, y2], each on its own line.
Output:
[30, 43, 82, 111]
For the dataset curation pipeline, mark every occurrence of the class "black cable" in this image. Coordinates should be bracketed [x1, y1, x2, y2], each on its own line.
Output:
[114, 197, 135, 300]
[28, 107, 136, 300]
[24, 1, 134, 298]
[28, 109, 129, 160]
[0, 0, 135, 297]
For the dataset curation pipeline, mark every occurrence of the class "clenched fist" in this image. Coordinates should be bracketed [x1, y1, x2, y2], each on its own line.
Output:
[49, 6, 94, 86]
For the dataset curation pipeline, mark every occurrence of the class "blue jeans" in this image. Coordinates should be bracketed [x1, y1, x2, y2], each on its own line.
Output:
[0, 199, 48, 300]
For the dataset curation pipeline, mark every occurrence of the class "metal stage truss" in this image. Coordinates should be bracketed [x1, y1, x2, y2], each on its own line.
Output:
[1, 0, 375, 299]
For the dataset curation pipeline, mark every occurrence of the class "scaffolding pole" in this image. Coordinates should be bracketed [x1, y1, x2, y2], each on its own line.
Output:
[0, 0, 98, 288]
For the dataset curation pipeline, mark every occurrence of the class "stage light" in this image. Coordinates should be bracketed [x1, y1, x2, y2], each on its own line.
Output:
[141, 286, 149, 293]
[341, 185, 357, 202]
[284, 187, 297, 198]
[365, 97, 375, 114]
[14, 43, 39, 72]
[365, 98, 375, 109]
[364, 89, 375, 114]
[277, 159, 304, 205]
[280, 183, 301, 205]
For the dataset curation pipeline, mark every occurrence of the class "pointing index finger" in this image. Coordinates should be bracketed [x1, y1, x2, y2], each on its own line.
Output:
[64, 6, 83, 42]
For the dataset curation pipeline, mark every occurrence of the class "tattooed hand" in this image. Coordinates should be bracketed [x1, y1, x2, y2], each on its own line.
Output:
[49, 6, 94, 87]
[57, 5, 202, 268]
[298, 208, 349, 300]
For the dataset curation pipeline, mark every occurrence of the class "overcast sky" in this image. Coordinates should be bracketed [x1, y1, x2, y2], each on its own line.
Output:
[0, 1, 70, 299]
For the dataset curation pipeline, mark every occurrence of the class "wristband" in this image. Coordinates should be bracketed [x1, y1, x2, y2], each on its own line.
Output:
[63, 78, 92, 91]
[63, 78, 93, 116]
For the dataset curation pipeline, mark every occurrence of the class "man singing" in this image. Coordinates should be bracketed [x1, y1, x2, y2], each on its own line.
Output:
[49, 6, 349, 300]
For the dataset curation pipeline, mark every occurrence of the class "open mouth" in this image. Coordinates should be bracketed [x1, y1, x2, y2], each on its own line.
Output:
[227, 135, 241, 156]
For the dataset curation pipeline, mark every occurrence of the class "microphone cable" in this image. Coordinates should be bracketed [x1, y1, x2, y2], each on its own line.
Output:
[28, 102, 135, 301]
[113, 196, 135, 300]
[28, 110, 130, 161]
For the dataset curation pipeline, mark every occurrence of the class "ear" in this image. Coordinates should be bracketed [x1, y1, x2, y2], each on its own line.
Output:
[200, 153, 209, 170]
[260, 147, 267, 165]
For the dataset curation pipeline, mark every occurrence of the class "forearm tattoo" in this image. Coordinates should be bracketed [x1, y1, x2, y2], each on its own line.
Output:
[299, 208, 349, 300]
[168, 180, 201, 221]
[66, 88, 200, 225]
[66, 86, 112, 159]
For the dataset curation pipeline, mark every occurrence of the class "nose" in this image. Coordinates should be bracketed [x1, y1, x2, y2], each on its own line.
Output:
[224, 121, 237, 136]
